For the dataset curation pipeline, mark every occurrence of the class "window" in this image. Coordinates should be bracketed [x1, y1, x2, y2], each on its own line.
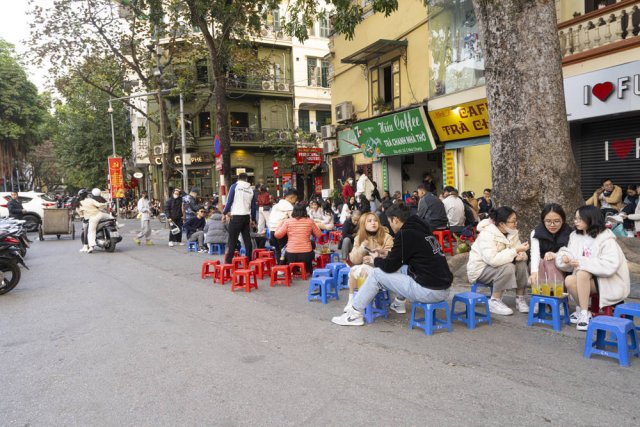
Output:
[320, 60, 330, 88]
[585, 0, 615, 13]
[319, 16, 331, 38]
[316, 111, 331, 132]
[229, 112, 249, 129]
[371, 60, 400, 112]
[298, 110, 310, 133]
[198, 112, 211, 136]
[269, 8, 281, 31]
[307, 58, 330, 87]
[196, 59, 208, 84]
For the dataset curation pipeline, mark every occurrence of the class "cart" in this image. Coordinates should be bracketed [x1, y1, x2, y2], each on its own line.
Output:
[38, 208, 75, 241]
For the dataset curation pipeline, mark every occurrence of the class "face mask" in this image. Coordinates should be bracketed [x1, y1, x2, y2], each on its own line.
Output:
[348, 180, 353, 184]
[173, 194, 180, 198]
[504, 226, 518, 235]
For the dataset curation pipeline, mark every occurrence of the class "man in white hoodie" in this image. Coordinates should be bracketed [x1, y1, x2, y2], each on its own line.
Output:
[222, 173, 257, 264]
[267, 188, 298, 263]
[355, 169, 374, 210]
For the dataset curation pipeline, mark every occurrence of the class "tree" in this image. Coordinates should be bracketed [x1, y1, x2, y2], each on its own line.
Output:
[0, 39, 48, 188]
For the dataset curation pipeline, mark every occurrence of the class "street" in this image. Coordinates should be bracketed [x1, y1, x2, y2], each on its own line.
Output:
[1, 221, 638, 426]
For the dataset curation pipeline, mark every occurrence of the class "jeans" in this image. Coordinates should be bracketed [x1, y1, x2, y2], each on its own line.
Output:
[137, 219, 151, 240]
[225, 215, 252, 264]
[189, 230, 205, 247]
[352, 265, 450, 312]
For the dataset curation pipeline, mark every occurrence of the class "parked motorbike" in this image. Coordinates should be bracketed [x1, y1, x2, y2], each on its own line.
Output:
[0, 230, 28, 295]
[0, 218, 29, 258]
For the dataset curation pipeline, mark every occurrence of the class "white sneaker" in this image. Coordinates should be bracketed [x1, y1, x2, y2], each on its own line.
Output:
[179, 242, 185, 246]
[342, 303, 353, 313]
[86, 247, 93, 254]
[79, 246, 88, 253]
[168, 242, 175, 247]
[489, 298, 513, 316]
[390, 298, 407, 314]
[569, 306, 581, 324]
[331, 307, 364, 326]
[576, 310, 592, 331]
[515, 297, 529, 313]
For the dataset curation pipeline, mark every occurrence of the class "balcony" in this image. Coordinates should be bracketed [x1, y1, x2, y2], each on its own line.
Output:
[226, 74, 293, 96]
[230, 128, 295, 144]
[258, 26, 292, 43]
[558, 0, 640, 65]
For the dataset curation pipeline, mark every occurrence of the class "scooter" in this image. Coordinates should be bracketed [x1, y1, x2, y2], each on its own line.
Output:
[0, 230, 28, 295]
[83, 218, 123, 252]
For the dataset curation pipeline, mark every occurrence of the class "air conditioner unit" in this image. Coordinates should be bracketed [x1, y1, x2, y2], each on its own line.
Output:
[321, 125, 336, 139]
[335, 101, 353, 123]
[262, 80, 275, 91]
[276, 82, 289, 91]
[322, 139, 337, 154]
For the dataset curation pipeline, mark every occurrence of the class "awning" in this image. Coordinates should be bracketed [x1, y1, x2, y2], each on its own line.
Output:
[444, 136, 490, 149]
[341, 39, 408, 64]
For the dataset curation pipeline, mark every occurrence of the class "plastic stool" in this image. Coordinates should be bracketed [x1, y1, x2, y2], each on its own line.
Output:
[249, 260, 267, 280]
[329, 231, 342, 244]
[314, 253, 330, 269]
[410, 300, 452, 335]
[231, 269, 258, 293]
[451, 292, 492, 330]
[232, 256, 249, 270]
[432, 229, 454, 255]
[527, 295, 570, 332]
[288, 262, 308, 280]
[614, 302, 640, 333]
[361, 290, 389, 324]
[252, 248, 268, 260]
[329, 252, 341, 263]
[214, 264, 234, 285]
[307, 276, 339, 304]
[256, 258, 272, 276]
[312, 268, 332, 279]
[325, 262, 347, 280]
[337, 267, 351, 290]
[589, 293, 616, 317]
[584, 316, 640, 367]
[201, 260, 221, 279]
[317, 234, 330, 245]
[187, 241, 199, 252]
[208, 243, 225, 255]
[270, 265, 291, 287]
[471, 281, 493, 295]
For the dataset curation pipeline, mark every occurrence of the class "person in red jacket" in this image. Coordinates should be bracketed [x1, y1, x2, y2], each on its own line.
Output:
[342, 177, 355, 202]
[256, 185, 273, 236]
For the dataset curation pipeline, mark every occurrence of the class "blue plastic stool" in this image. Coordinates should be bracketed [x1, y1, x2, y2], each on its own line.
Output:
[584, 316, 640, 367]
[307, 277, 339, 304]
[187, 241, 199, 252]
[239, 247, 246, 256]
[451, 292, 492, 330]
[325, 262, 347, 280]
[527, 295, 570, 332]
[312, 268, 332, 279]
[410, 300, 452, 335]
[360, 290, 390, 324]
[329, 252, 341, 263]
[337, 267, 351, 290]
[614, 302, 640, 334]
[208, 243, 225, 255]
[471, 281, 492, 295]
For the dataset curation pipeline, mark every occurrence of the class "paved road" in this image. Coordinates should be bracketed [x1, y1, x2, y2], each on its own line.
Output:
[1, 221, 638, 426]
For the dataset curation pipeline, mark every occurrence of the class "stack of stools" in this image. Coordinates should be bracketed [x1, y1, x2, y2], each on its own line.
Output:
[208, 243, 225, 255]
[232, 256, 249, 270]
[410, 300, 452, 335]
[325, 262, 347, 282]
[231, 269, 258, 293]
[187, 241, 199, 252]
[329, 231, 342, 245]
[252, 248, 269, 260]
[337, 267, 351, 291]
[308, 275, 339, 304]
[527, 294, 570, 332]
[328, 252, 341, 263]
[451, 292, 492, 330]
[214, 263, 235, 285]
[270, 265, 291, 287]
[201, 260, 221, 280]
[288, 262, 308, 280]
[258, 251, 276, 270]
[584, 315, 639, 367]
[432, 229, 454, 256]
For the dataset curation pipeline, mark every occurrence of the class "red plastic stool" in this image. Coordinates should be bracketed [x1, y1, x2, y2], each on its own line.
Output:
[232, 269, 258, 292]
[270, 265, 291, 287]
[252, 248, 270, 259]
[589, 293, 615, 317]
[256, 257, 272, 275]
[432, 229, 454, 255]
[288, 262, 308, 280]
[249, 259, 267, 280]
[315, 253, 330, 269]
[317, 233, 330, 245]
[214, 264, 235, 285]
[201, 260, 221, 279]
[258, 251, 276, 268]
[329, 231, 342, 244]
[232, 256, 249, 270]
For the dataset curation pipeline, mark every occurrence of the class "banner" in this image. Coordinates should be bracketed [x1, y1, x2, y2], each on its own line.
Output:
[352, 107, 436, 158]
[108, 157, 125, 198]
[429, 99, 490, 142]
[443, 150, 456, 187]
[314, 176, 323, 194]
[296, 147, 322, 165]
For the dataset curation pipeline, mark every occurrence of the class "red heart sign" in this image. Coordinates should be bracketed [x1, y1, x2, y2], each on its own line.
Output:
[611, 139, 634, 160]
[592, 82, 614, 102]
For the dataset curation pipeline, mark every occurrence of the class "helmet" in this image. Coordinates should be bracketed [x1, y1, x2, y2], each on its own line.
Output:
[91, 188, 101, 197]
[77, 189, 88, 197]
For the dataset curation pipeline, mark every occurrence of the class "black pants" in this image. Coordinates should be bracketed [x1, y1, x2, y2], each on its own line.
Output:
[285, 251, 315, 274]
[270, 235, 288, 264]
[169, 218, 183, 242]
[225, 215, 252, 264]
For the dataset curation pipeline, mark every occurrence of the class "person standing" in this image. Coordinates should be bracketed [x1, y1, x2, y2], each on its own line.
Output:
[222, 173, 256, 264]
[355, 169, 373, 202]
[134, 191, 153, 246]
[256, 185, 273, 236]
[342, 177, 355, 203]
[165, 188, 184, 247]
[182, 188, 199, 224]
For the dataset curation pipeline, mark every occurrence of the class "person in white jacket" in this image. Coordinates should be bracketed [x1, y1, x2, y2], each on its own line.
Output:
[81, 188, 112, 253]
[556, 205, 630, 331]
[466, 207, 530, 315]
[134, 192, 153, 246]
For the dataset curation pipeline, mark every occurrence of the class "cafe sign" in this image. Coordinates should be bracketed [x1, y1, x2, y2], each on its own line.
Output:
[428, 99, 490, 142]
[352, 107, 436, 158]
[296, 147, 322, 165]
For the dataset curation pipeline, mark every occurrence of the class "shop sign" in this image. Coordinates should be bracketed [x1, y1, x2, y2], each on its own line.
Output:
[381, 158, 389, 191]
[296, 147, 322, 165]
[604, 137, 640, 161]
[314, 176, 323, 194]
[443, 150, 456, 187]
[565, 61, 640, 121]
[108, 157, 125, 198]
[428, 99, 490, 142]
[352, 107, 436, 158]
[338, 128, 362, 156]
[174, 152, 214, 164]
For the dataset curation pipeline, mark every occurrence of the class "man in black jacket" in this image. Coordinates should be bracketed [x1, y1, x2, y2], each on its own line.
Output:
[165, 188, 184, 247]
[7, 192, 26, 219]
[332, 202, 452, 326]
[416, 185, 448, 230]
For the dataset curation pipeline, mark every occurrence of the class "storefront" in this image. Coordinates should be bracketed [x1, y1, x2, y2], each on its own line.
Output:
[428, 98, 492, 195]
[564, 61, 640, 199]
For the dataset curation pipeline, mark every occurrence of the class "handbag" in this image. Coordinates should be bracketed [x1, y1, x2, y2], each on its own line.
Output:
[170, 222, 182, 235]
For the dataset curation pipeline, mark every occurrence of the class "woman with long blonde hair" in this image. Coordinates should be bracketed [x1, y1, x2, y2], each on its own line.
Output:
[343, 212, 394, 312]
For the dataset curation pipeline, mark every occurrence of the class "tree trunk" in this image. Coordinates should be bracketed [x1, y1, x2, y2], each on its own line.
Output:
[472, 0, 583, 235]
[214, 64, 231, 191]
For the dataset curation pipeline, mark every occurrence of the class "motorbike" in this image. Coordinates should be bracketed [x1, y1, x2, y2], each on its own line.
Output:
[0, 230, 28, 295]
[0, 218, 29, 258]
[83, 217, 122, 252]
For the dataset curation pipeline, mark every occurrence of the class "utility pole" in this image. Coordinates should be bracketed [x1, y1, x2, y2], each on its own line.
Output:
[154, 39, 170, 202]
[179, 93, 188, 192]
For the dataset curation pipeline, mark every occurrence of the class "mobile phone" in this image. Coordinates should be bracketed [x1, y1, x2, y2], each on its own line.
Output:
[363, 247, 372, 254]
